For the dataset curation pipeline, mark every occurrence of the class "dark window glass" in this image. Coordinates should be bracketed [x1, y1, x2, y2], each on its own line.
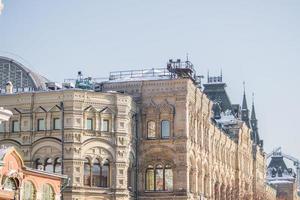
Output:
[92, 160, 101, 187]
[84, 158, 91, 186]
[100, 160, 109, 187]
[12, 120, 19, 132]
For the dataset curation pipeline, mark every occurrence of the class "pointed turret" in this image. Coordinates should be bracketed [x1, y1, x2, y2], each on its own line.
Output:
[241, 82, 250, 127]
[251, 93, 260, 144]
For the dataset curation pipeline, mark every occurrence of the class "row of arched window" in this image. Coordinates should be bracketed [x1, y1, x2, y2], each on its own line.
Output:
[84, 158, 110, 187]
[35, 158, 61, 173]
[145, 164, 173, 191]
[2, 177, 54, 200]
[147, 120, 171, 139]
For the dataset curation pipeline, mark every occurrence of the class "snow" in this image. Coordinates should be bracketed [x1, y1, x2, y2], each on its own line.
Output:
[215, 110, 239, 126]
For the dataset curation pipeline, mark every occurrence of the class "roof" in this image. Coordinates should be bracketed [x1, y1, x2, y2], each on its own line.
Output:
[268, 156, 288, 171]
[0, 56, 49, 91]
[203, 82, 233, 113]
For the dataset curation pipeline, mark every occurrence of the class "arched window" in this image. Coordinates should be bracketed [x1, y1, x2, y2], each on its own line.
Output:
[44, 158, 53, 172]
[161, 120, 170, 139]
[92, 159, 101, 187]
[35, 158, 43, 170]
[145, 165, 154, 191]
[127, 163, 135, 190]
[2, 177, 17, 191]
[155, 164, 164, 191]
[164, 164, 173, 191]
[100, 160, 110, 187]
[23, 181, 36, 200]
[54, 158, 62, 173]
[42, 184, 54, 200]
[145, 164, 173, 191]
[147, 121, 156, 139]
[84, 158, 91, 186]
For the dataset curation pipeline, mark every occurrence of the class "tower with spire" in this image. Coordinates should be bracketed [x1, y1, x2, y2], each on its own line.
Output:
[251, 93, 259, 144]
[241, 82, 250, 127]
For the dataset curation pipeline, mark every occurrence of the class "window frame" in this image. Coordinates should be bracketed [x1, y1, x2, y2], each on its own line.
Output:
[37, 118, 45, 131]
[53, 118, 61, 130]
[0, 122, 5, 133]
[101, 119, 109, 132]
[84, 158, 92, 186]
[145, 164, 173, 192]
[160, 120, 170, 139]
[12, 120, 20, 133]
[44, 158, 53, 172]
[83, 158, 110, 188]
[86, 118, 93, 130]
[54, 158, 62, 173]
[147, 120, 156, 139]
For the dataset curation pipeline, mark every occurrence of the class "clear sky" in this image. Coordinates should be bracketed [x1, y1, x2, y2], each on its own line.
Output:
[1, 1, 300, 160]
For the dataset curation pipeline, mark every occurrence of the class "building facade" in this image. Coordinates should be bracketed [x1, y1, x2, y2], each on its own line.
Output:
[0, 89, 136, 200]
[267, 148, 300, 200]
[0, 57, 273, 200]
[0, 146, 66, 200]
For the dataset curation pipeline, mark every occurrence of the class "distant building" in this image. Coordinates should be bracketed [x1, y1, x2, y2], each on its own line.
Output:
[267, 148, 300, 200]
[0, 56, 49, 92]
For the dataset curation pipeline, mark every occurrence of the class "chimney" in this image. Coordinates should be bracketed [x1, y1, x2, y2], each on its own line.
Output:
[5, 81, 13, 94]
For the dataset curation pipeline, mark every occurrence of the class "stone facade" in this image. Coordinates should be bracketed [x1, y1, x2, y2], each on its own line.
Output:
[102, 78, 268, 200]
[0, 90, 136, 200]
[0, 78, 270, 200]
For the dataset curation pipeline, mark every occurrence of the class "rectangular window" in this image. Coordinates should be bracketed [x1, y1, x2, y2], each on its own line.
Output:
[101, 119, 109, 132]
[53, 118, 61, 130]
[12, 120, 19, 132]
[37, 119, 45, 131]
[0, 122, 5, 133]
[86, 118, 93, 130]
[161, 120, 170, 139]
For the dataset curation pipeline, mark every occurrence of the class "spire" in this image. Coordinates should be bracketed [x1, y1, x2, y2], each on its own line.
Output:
[241, 82, 250, 127]
[242, 82, 248, 110]
[250, 92, 260, 146]
[251, 93, 257, 120]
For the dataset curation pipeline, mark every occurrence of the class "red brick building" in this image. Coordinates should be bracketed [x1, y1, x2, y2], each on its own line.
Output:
[0, 147, 67, 200]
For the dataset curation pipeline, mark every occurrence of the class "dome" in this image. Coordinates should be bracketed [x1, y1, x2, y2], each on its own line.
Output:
[0, 56, 49, 91]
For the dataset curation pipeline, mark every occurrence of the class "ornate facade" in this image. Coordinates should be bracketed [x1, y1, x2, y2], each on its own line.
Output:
[0, 58, 274, 199]
[0, 90, 136, 200]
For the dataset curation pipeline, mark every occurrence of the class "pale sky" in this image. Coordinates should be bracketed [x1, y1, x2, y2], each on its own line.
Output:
[0, 1, 300, 161]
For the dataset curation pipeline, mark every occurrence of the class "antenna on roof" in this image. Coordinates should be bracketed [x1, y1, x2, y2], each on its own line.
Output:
[207, 70, 210, 83]
[252, 92, 255, 105]
[186, 53, 189, 62]
[243, 81, 246, 93]
[220, 69, 223, 82]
